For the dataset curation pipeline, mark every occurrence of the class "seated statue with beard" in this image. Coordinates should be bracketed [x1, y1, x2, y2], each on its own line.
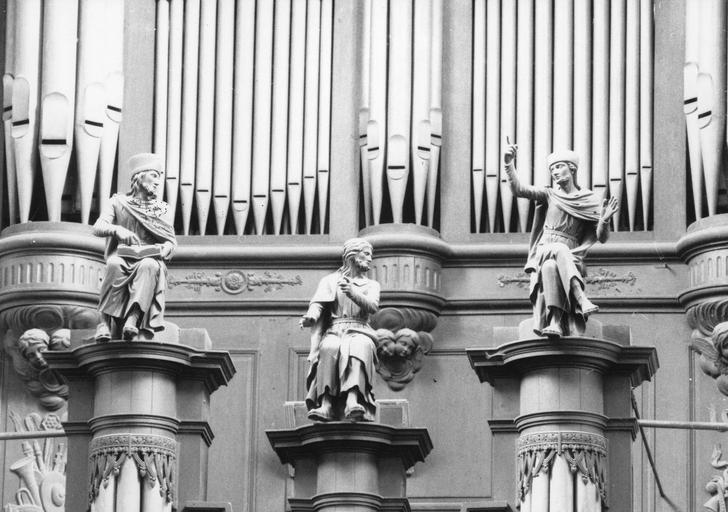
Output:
[94, 153, 177, 342]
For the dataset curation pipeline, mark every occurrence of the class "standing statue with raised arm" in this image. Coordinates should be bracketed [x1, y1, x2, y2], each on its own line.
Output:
[300, 238, 380, 422]
[503, 144, 619, 338]
[94, 153, 177, 342]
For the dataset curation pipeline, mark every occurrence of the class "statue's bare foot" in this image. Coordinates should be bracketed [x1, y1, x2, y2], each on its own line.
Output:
[122, 323, 139, 341]
[95, 322, 111, 342]
[345, 404, 365, 421]
[307, 405, 334, 422]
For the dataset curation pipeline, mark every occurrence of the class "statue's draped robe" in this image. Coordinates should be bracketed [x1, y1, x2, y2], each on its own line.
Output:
[94, 194, 177, 335]
[305, 271, 379, 419]
[508, 173, 604, 334]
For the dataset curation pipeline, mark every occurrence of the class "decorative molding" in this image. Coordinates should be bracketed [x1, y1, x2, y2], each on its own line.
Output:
[4, 411, 66, 512]
[289, 492, 411, 512]
[371, 307, 436, 390]
[468, 337, 659, 388]
[704, 444, 728, 512]
[168, 270, 303, 294]
[517, 431, 607, 506]
[686, 300, 728, 337]
[88, 433, 177, 506]
[496, 268, 637, 290]
[515, 411, 608, 432]
[88, 414, 181, 435]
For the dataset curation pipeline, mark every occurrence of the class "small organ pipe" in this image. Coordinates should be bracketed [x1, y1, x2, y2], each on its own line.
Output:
[213, 0, 235, 235]
[515, 0, 534, 232]
[368, 0, 388, 226]
[625, 0, 640, 231]
[499, 0, 516, 232]
[472, 0, 486, 232]
[317, 0, 333, 232]
[484, 0, 500, 232]
[639, 0, 653, 226]
[12, 0, 42, 223]
[195, 0, 218, 234]
[165, 0, 184, 221]
[386, 0, 413, 224]
[252, 0, 275, 233]
[302, 0, 322, 233]
[231, 0, 256, 234]
[270, 0, 292, 235]
[179, 0, 200, 234]
[287, 0, 307, 233]
[609, 0, 626, 231]
[427, 0, 443, 228]
[411, 0, 432, 225]
[40, 0, 78, 222]
[592, 0, 609, 200]
[98, 0, 124, 216]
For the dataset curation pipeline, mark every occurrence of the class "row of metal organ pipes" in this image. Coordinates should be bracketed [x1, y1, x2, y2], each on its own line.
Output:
[472, 0, 654, 233]
[684, 0, 728, 221]
[12, 0, 721, 235]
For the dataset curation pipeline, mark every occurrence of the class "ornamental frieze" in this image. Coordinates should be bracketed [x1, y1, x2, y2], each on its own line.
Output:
[168, 270, 303, 294]
[497, 268, 637, 291]
[517, 431, 607, 505]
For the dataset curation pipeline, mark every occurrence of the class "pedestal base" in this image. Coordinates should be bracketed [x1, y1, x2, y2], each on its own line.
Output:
[267, 422, 432, 512]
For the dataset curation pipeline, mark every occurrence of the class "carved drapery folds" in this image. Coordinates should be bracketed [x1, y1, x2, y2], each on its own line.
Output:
[88, 433, 177, 507]
[1, 304, 99, 410]
[704, 445, 728, 511]
[371, 307, 434, 390]
[517, 431, 607, 506]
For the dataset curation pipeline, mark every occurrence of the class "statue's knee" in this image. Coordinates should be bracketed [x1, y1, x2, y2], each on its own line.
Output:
[137, 258, 161, 274]
[542, 259, 558, 276]
[319, 336, 340, 355]
[106, 255, 125, 273]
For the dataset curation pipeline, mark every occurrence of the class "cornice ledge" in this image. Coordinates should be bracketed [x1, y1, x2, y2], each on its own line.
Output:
[266, 422, 432, 469]
[677, 215, 728, 262]
[605, 417, 639, 440]
[487, 418, 517, 433]
[467, 337, 658, 387]
[178, 420, 216, 446]
[45, 342, 236, 392]
[0, 222, 104, 257]
[359, 224, 452, 260]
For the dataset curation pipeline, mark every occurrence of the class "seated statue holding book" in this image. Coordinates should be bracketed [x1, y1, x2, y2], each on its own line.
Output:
[94, 153, 177, 342]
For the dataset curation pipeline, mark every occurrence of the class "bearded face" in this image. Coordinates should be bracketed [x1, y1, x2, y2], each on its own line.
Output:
[132, 170, 162, 200]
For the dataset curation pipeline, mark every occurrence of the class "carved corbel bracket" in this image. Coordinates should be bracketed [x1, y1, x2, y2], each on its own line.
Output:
[677, 216, 728, 396]
[360, 225, 447, 390]
[704, 444, 728, 512]
[371, 307, 435, 391]
[0, 304, 100, 411]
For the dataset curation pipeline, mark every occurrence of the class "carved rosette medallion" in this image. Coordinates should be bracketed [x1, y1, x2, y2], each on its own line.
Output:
[88, 433, 177, 505]
[517, 431, 607, 505]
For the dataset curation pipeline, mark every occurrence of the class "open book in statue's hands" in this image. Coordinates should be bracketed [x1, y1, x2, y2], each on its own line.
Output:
[117, 244, 163, 260]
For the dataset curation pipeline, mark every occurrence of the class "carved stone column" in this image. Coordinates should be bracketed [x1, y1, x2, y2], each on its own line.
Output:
[467, 321, 657, 511]
[267, 410, 432, 512]
[45, 335, 235, 512]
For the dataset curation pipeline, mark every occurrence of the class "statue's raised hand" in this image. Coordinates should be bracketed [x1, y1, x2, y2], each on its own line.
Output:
[600, 196, 620, 222]
[503, 143, 518, 166]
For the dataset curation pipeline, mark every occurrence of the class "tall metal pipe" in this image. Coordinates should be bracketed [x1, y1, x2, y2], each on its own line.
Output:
[303, 0, 321, 233]
[412, 0, 432, 226]
[472, 0, 486, 232]
[287, 0, 307, 234]
[317, 0, 333, 232]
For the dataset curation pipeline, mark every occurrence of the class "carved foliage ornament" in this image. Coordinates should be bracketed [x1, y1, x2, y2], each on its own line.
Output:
[517, 431, 607, 505]
[370, 308, 436, 391]
[88, 433, 177, 506]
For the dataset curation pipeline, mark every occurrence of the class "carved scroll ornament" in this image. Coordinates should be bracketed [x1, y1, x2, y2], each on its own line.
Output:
[517, 431, 607, 505]
[88, 433, 177, 506]
[370, 308, 435, 391]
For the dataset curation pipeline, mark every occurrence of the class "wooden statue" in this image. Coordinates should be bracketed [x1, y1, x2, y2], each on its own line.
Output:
[503, 144, 619, 338]
[94, 153, 177, 342]
[300, 238, 380, 422]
